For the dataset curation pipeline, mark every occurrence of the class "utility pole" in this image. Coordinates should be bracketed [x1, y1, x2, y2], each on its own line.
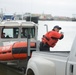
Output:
[0, 8, 3, 20]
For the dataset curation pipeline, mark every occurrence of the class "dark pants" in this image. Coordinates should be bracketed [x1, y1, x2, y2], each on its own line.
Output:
[39, 42, 50, 51]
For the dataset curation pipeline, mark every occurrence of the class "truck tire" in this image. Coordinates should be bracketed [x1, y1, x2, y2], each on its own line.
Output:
[27, 69, 35, 75]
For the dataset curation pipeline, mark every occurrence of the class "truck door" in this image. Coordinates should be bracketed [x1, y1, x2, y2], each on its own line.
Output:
[67, 37, 76, 75]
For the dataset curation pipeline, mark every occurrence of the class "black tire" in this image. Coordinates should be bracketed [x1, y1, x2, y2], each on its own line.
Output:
[27, 69, 35, 75]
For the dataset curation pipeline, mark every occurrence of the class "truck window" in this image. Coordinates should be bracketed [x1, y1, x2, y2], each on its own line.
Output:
[1, 28, 19, 38]
[21, 28, 35, 38]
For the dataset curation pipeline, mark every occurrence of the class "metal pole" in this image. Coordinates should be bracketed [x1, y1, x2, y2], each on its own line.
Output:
[44, 24, 48, 32]
[30, 13, 31, 22]
[27, 29, 31, 60]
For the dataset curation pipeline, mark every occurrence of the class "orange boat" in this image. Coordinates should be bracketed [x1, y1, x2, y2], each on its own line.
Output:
[0, 42, 36, 61]
[0, 20, 39, 72]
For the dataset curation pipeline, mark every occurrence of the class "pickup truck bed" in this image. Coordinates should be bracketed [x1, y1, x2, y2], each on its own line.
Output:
[32, 51, 70, 57]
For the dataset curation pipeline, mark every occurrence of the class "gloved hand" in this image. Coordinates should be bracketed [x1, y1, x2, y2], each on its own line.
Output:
[60, 32, 64, 35]
[59, 32, 64, 40]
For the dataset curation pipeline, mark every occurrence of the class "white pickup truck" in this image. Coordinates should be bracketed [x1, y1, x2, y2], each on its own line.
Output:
[25, 24, 76, 75]
[26, 36, 76, 75]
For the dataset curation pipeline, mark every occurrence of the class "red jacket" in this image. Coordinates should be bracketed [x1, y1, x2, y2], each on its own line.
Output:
[42, 31, 64, 47]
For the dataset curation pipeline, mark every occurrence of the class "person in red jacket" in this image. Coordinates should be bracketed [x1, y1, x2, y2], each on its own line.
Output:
[40, 25, 64, 51]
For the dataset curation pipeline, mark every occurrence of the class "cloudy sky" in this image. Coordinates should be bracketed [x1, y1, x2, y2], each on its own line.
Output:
[0, 0, 76, 17]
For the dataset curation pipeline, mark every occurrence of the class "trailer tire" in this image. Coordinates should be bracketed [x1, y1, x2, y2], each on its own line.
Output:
[27, 69, 35, 75]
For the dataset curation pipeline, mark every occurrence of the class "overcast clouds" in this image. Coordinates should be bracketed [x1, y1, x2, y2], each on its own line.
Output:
[0, 0, 76, 17]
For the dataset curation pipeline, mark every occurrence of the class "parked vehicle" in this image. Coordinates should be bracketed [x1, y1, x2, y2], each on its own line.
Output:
[25, 24, 76, 75]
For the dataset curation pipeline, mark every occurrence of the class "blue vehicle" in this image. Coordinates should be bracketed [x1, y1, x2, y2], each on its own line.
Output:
[2, 15, 14, 20]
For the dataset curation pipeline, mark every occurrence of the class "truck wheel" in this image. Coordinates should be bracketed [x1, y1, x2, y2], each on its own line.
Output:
[27, 69, 35, 75]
